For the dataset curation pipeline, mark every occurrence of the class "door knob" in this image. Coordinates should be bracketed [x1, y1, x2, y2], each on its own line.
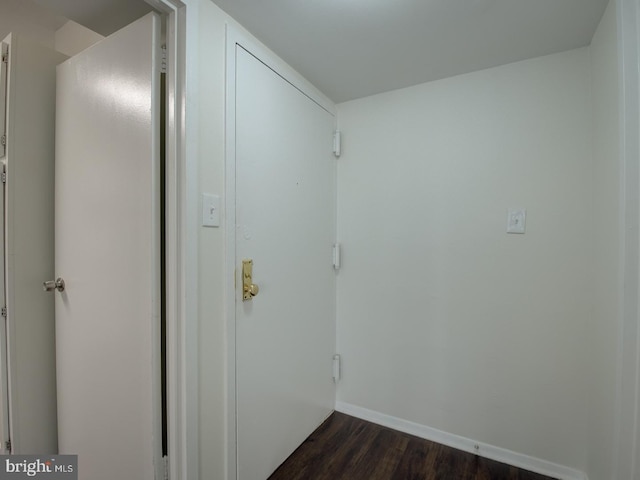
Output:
[43, 277, 65, 293]
[242, 259, 259, 301]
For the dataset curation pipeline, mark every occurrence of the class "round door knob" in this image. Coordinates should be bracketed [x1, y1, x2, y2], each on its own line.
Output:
[43, 277, 65, 293]
[244, 283, 259, 298]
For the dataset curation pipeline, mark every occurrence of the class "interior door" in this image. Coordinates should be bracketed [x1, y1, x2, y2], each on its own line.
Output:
[1, 34, 64, 454]
[235, 45, 337, 480]
[55, 13, 161, 480]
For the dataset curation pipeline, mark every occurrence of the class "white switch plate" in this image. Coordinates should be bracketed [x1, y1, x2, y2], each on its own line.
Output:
[202, 193, 220, 227]
[507, 208, 526, 234]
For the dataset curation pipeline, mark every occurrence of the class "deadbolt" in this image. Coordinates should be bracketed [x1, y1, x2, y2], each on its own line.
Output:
[242, 259, 259, 301]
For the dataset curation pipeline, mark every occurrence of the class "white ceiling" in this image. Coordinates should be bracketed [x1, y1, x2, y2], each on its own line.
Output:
[211, 0, 610, 103]
[26, 0, 610, 103]
[31, 0, 152, 37]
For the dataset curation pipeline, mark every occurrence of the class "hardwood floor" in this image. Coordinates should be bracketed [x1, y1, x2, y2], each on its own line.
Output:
[268, 412, 558, 480]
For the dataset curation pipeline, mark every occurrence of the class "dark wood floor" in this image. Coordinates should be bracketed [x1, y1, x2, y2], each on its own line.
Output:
[268, 412, 558, 480]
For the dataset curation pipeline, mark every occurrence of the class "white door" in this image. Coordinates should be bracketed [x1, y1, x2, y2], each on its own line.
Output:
[55, 13, 161, 480]
[235, 45, 337, 480]
[1, 34, 64, 454]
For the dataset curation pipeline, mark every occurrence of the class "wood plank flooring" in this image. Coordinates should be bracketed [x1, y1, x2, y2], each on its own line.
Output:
[268, 412, 558, 480]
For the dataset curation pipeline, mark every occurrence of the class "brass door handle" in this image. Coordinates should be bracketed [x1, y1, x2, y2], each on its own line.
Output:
[242, 259, 259, 301]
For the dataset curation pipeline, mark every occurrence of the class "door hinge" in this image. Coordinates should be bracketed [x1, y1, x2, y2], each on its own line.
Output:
[1, 53, 7, 64]
[163, 455, 169, 480]
[160, 45, 167, 74]
[332, 243, 341, 270]
[1, 135, 6, 147]
[332, 354, 341, 383]
[333, 130, 341, 158]
[1, 171, 6, 184]
[1, 306, 6, 317]
[5, 439, 11, 452]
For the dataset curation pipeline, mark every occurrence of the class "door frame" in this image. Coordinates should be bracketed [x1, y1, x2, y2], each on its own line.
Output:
[142, 1, 196, 479]
[224, 25, 336, 480]
[0, 39, 8, 454]
[0, 39, 10, 456]
[614, 0, 640, 477]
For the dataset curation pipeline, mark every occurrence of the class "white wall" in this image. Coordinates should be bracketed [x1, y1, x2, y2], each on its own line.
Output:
[54, 20, 103, 57]
[588, 1, 619, 478]
[336, 48, 594, 473]
[194, 2, 226, 478]
[0, 0, 60, 47]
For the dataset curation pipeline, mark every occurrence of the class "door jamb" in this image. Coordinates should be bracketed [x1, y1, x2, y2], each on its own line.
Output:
[224, 24, 335, 480]
[144, 1, 196, 479]
[0, 38, 9, 456]
[614, 0, 640, 477]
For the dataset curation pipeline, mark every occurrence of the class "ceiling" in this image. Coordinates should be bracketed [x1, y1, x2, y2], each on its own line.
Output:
[29, 0, 610, 103]
[31, 0, 152, 37]
[211, 0, 610, 103]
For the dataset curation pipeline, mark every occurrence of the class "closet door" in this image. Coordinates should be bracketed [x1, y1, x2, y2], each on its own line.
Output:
[55, 13, 162, 479]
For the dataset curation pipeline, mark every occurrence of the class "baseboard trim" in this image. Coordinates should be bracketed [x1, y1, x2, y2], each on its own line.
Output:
[334, 402, 587, 480]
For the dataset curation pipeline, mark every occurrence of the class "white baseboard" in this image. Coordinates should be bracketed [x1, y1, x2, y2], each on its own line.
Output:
[334, 402, 587, 480]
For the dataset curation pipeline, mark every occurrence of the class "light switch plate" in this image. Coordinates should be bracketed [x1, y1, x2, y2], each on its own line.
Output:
[507, 208, 526, 234]
[202, 193, 220, 227]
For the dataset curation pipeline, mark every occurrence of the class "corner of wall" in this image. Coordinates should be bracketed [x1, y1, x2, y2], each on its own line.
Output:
[585, 1, 621, 478]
